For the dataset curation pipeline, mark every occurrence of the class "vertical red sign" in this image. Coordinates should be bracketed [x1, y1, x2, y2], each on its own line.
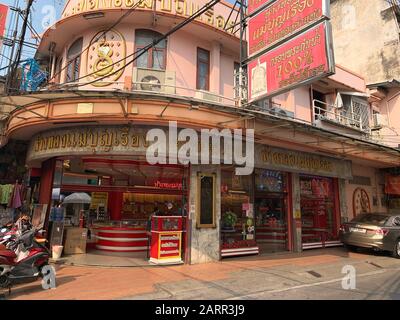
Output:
[248, 22, 332, 101]
[248, 0, 325, 57]
[0, 4, 8, 39]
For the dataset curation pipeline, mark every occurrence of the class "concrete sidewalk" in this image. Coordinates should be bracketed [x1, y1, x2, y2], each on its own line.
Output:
[5, 247, 400, 300]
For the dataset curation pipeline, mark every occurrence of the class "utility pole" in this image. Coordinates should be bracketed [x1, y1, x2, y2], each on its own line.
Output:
[6, 0, 34, 94]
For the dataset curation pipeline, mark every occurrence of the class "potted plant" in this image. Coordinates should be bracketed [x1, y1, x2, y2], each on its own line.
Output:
[222, 211, 237, 230]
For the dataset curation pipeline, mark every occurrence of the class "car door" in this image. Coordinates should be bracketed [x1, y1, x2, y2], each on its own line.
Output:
[384, 216, 400, 246]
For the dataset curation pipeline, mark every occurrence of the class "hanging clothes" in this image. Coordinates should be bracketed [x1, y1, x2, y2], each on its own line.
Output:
[0, 184, 13, 205]
[9, 182, 22, 209]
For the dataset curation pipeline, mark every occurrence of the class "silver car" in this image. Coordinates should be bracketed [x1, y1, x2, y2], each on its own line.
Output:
[339, 213, 400, 258]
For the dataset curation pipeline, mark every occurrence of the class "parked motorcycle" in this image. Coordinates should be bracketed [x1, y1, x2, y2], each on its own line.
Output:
[0, 217, 50, 290]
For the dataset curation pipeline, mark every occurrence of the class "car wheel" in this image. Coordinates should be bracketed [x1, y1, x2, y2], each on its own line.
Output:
[344, 244, 358, 252]
[392, 239, 400, 259]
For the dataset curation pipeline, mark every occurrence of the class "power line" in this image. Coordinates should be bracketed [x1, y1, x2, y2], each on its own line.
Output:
[6, 0, 34, 94]
[55, 0, 222, 89]
[48, 0, 148, 84]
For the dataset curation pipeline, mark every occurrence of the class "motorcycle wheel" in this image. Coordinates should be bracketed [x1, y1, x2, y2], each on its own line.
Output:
[0, 275, 10, 288]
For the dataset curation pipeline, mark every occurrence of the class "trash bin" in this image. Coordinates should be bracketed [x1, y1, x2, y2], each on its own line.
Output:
[52, 245, 63, 260]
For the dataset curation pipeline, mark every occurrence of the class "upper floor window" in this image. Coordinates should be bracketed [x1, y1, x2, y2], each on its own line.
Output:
[197, 48, 210, 91]
[135, 29, 166, 70]
[66, 37, 83, 83]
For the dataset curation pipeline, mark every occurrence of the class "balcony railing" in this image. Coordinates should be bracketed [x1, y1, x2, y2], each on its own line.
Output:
[56, 80, 239, 108]
[313, 99, 370, 133]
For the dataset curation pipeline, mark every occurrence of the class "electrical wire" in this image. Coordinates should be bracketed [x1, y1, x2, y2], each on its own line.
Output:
[47, 0, 148, 83]
[54, 0, 221, 89]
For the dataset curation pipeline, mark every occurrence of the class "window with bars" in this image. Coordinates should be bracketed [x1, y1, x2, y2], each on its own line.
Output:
[135, 29, 167, 70]
[66, 38, 83, 83]
[197, 48, 210, 91]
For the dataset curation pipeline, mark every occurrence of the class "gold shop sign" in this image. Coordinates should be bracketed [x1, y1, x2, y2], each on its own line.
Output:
[256, 145, 353, 179]
[32, 127, 147, 153]
[262, 149, 333, 172]
[27, 127, 153, 163]
[62, 0, 236, 34]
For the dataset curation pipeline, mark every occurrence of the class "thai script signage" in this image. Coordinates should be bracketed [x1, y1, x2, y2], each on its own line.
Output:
[62, 0, 237, 34]
[159, 232, 181, 259]
[255, 144, 353, 179]
[248, 0, 328, 57]
[248, 21, 334, 101]
[247, 0, 273, 16]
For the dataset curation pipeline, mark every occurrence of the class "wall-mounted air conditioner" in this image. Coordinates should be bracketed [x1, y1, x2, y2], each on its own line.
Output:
[373, 113, 388, 127]
[133, 67, 176, 94]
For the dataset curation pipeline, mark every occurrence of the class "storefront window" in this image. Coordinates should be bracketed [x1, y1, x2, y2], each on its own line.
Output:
[300, 175, 339, 248]
[254, 169, 289, 253]
[221, 168, 256, 251]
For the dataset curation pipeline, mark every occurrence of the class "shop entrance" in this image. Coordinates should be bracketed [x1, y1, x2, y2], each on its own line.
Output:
[254, 170, 291, 254]
[300, 175, 341, 249]
[48, 157, 188, 266]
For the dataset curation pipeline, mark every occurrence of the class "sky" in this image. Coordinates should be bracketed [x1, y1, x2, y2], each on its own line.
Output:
[0, 0, 63, 69]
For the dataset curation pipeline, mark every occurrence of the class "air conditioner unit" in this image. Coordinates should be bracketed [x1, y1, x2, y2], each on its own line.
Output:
[195, 90, 222, 103]
[373, 113, 388, 127]
[133, 67, 176, 94]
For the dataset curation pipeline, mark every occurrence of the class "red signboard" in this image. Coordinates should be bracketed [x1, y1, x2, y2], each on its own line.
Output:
[0, 4, 8, 39]
[386, 175, 400, 195]
[159, 232, 181, 259]
[248, 0, 274, 16]
[248, 21, 333, 101]
[248, 0, 327, 57]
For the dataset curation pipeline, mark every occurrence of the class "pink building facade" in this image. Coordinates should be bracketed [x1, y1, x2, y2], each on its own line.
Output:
[1, 0, 400, 263]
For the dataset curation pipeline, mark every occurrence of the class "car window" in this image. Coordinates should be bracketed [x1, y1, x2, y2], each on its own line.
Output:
[351, 214, 389, 226]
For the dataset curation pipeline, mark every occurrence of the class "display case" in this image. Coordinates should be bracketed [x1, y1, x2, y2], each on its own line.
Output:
[91, 219, 149, 252]
[150, 216, 183, 265]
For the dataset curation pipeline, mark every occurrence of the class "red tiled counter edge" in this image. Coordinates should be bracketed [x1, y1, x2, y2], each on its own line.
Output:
[92, 226, 149, 252]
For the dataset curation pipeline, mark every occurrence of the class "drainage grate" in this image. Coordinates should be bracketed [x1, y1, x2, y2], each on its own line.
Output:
[306, 270, 322, 278]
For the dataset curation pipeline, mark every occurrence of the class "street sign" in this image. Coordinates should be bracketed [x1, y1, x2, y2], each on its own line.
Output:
[248, 0, 329, 58]
[247, 21, 334, 102]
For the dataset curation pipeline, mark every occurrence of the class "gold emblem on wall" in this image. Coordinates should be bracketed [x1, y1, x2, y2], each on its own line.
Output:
[86, 29, 127, 87]
[353, 188, 371, 217]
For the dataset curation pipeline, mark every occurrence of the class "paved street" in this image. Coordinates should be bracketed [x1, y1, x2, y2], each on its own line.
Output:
[3, 247, 400, 300]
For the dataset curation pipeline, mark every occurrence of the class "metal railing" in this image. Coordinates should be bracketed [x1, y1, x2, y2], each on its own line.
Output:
[53, 80, 239, 107]
[131, 81, 238, 107]
[313, 99, 370, 133]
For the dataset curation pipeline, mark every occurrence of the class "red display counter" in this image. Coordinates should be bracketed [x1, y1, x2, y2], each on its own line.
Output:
[92, 225, 149, 252]
[150, 216, 183, 265]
